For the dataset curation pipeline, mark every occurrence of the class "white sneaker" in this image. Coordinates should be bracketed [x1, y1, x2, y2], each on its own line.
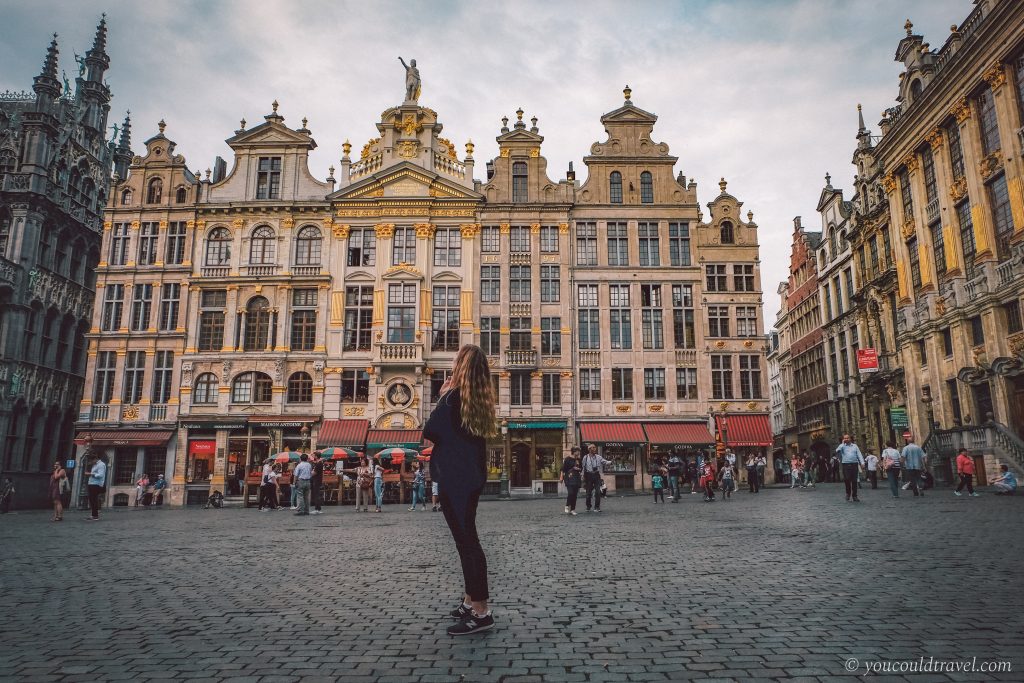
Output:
[290, 506, 298, 510]
[954, 491, 962, 496]
[564, 506, 570, 514]
[312, 510, 322, 515]
[570, 510, 577, 516]
[970, 492, 980, 497]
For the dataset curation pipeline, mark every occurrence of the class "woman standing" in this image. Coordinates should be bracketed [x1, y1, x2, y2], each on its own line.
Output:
[561, 447, 582, 515]
[409, 462, 427, 511]
[352, 457, 373, 512]
[49, 461, 67, 521]
[423, 344, 496, 636]
[372, 457, 385, 512]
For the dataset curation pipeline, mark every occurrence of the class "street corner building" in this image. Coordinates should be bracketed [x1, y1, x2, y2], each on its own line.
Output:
[0, 19, 114, 508]
[66, 71, 770, 506]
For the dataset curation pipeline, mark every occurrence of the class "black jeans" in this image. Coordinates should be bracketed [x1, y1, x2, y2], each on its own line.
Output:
[311, 479, 322, 511]
[87, 484, 103, 518]
[868, 471, 878, 489]
[584, 473, 602, 510]
[653, 488, 664, 502]
[565, 485, 580, 511]
[842, 463, 860, 499]
[905, 469, 923, 496]
[956, 473, 975, 494]
[440, 490, 488, 602]
[747, 467, 759, 493]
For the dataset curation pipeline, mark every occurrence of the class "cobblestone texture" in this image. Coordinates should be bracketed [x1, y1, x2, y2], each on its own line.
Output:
[1, 484, 1022, 682]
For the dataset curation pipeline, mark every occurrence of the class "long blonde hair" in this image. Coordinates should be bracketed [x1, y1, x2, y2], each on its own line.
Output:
[449, 344, 496, 439]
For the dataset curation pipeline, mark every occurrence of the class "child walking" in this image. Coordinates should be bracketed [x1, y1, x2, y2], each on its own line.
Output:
[651, 471, 665, 503]
[701, 460, 717, 502]
[719, 465, 735, 500]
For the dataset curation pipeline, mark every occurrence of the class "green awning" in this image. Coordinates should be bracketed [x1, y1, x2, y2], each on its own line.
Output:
[507, 420, 567, 430]
[365, 428, 422, 451]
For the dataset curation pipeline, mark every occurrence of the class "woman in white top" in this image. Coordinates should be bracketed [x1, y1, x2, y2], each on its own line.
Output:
[881, 441, 902, 498]
[373, 458, 385, 512]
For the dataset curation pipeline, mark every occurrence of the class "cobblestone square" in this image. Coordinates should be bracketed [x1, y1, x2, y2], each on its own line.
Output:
[2, 484, 1022, 682]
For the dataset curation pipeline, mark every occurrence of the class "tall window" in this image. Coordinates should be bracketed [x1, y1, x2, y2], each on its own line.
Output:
[898, 168, 913, 218]
[611, 368, 633, 400]
[957, 200, 977, 280]
[638, 222, 660, 266]
[669, 222, 691, 266]
[287, 372, 313, 403]
[290, 289, 317, 351]
[138, 222, 158, 265]
[197, 290, 226, 351]
[481, 226, 499, 253]
[146, 177, 163, 204]
[249, 226, 276, 264]
[907, 237, 922, 290]
[869, 235, 880, 275]
[719, 221, 735, 244]
[708, 305, 730, 338]
[93, 351, 116, 403]
[480, 317, 500, 355]
[540, 265, 560, 302]
[577, 285, 600, 349]
[512, 162, 528, 203]
[641, 284, 663, 349]
[733, 264, 755, 291]
[386, 282, 416, 343]
[509, 317, 531, 351]
[343, 286, 372, 351]
[947, 378, 963, 424]
[946, 120, 966, 180]
[970, 315, 985, 346]
[255, 156, 281, 199]
[205, 227, 231, 265]
[1005, 300, 1023, 334]
[833, 276, 844, 315]
[130, 283, 153, 331]
[244, 297, 271, 351]
[609, 171, 623, 204]
[989, 175, 1016, 260]
[101, 284, 124, 331]
[739, 355, 762, 399]
[540, 317, 561, 356]
[509, 265, 531, 302]
[295, 226, 322, 265]
[671, 284, 695, 349]
[922, 147, 938, 203]
[122, 350, 145, 404]
[165, 221, 186, 265]
[942, 327, 954, 357]
[232, 372, 273, 404]
[110, 222, 129, 266]
[844, 268, 855, 305]
[431, 286, 460, 351]
[509, 226, 530, 253]
[347, 228, 376, 266]
[978, 88, 1001, 155]
[711, 355, 734, 399]
[542, 373, 561, 406]
[643, 368, 666, 400]
[391, 227, 416, 265]
[579, 368, 601, 400]
[576, 222, 597, 266]
[705, 264, 727, 292]
[540, 226, 559, 252]
[510, 371, 531, 405]
[340, 370, 370, 403]
[481, 265, 500, 303]
[607, 222, 628, 266]
[430, 370, 453, 403]
[931, 222, 946, 277]
[676, 368, 698, 399]
[433, 228, 462, 267]
[609, 284, 632, 350]
[176, 186, 187, 203]
[1015, 53, 1024, 121]
[152, 350, 173, 404]
[824, 283, 834, 321]
[192, 373, 218, 404]
[736, 306, 758, 337]
[640, 171, 654, 204]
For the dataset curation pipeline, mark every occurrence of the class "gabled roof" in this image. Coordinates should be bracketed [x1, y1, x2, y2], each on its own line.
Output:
[224, 120, 316, 149]
[329, 161, 482, 201]
[601, 102, 658, 124]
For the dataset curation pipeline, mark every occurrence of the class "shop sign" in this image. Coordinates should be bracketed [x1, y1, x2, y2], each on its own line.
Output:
[181, 420, 247, 430]
[603, 442, 626, 447]
[189, 440, 216, 455]
[65, 459, 75, 469]
[889, 407, 909, 429]
[251, 421, 309, 428]
[857, 348, 879, 373]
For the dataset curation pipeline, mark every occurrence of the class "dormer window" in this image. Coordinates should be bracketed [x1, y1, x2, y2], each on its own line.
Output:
[512, 161, 528, 203]
[909, 79, 923, 102]
[175, 186, 187, 204]
[609, 171, 623, 204]
[640, 171, 654, 204]
[121, 188, 132, 206]
[146, 178, 163, 204]
[256, 156, 281, 199]
[720, 220, 735, 244]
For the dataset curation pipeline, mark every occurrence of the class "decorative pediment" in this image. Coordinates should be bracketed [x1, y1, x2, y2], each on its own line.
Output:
[225, 121, 315, 148]
[345, 271, 376, 282]
[600, 104, 658, 124]
[330, 163, 481, 201]
[382, 263, 424, 280]
[431, 270, 463, 283]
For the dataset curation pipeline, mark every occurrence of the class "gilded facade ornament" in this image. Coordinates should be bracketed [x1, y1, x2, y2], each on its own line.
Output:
[950, 97, 971, 123]
[925, 128, 944, 150]
[881, 174, 897, 194]
[122, 405, 139, 420]
[649, 405, 665, 413]
[102, 221, 112, 231]
[900, 217, 916, 240]
[397, 140, 418, 158]
[437, 137, 458, 159]
[719, 401, 728, 411]
[902, 154, 919, 173]
[195, 220, 206, 231]
[130, 220, 140, 231]
[360, 137, 380, 159]
[400, 113, 421, 136]
[530, 223, 541, 234]
[384, 263, 423, 276]
[374, 223, 395, 238]
[615, 405, 632, 413]
[414, 223, 436, 238]
[529, 148, 540, 158]
[499, 148, 510, 158]
[343, 406, 365, 416]
[978, 152, 1003, 181]
[332, 224, 351, 239]
[499, 223, 510, 234]
[231, 218, 245, 230]
[465, 140, 475, 157]
[558, 222, 569, 234]
[747, 402, 758, 410]
[949, 177, 968, 202]
[983, 63, 1006, 91]
[459, 223, 480, 238]
[281, 216, 295, 230]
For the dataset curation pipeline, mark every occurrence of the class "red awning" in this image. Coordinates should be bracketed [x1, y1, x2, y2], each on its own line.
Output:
[317, 420, 369, 448]
[75, 430, 174, 447]
[578, 422, 646, 446]
[643, 422, 714, 446]
[717, 414, 773, 447]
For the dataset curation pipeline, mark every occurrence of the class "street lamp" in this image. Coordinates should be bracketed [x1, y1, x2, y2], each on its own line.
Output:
[300, 423, 310, 452]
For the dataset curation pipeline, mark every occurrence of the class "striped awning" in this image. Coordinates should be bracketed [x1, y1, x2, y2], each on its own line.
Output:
[578, 422, 646, 446]
[643, 422, 714, 446]
[367, 429, 423, 450]
[75, 430, 174, 447]
[717, 414, 772, 447]
[317, 420, 369, 448]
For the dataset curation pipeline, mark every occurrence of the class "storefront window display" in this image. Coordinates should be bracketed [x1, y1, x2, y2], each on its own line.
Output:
[187, 440, 216, 483]
[487, 446, 504, 480]
[602, 445, 637, 473]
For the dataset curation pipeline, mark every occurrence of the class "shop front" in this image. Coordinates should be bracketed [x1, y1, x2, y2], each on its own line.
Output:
[180, 418, 246, 505]
[503, 420, 567, 494]
[366, 429, 423, 504]
[73, 429, 176, 509]
[642, 421, 715, 489]
[716, 414, 773, 483]
[578, 422, 646, 492]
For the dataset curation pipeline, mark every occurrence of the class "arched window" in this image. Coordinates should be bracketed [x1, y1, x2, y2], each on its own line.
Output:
[720, 221, 735, 244]
[294, 226, 322, 265]
[249, 226, 276, 264]
[244, 296, 271, 351]
[287, 372, 313, 403]
[232, 372, 273, 404]
[512, 161, 528, 203]
[640, 171, 654, 204]
[175, 186, 187, 203]
[193, 373, 219, 404]
[120, 188, 132, 206]
[205, 227, 231, 265]
[68, 168, 82, 204]
[909, 79, 923, 102]
[609, 171, 623, 204]
[0, 151, 15, 174]
[81, 177, 95, 210]
[828, 227, 837, 257]
[147, 177, 163, 204]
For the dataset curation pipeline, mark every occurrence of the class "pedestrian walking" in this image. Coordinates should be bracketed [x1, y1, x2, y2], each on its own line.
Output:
[85, 453, 107, 520]
[49, 461, 68, 521]
[409, 461, 427, 511]
[954, 448, 980, 497]
[756, 454, 767, 488]
[700, 459, 717, 502]
[865, 451, 879, 489]
[801, 450, 815, 487]
[719, 464, 735, 499]
[259, 458, 277, 510]
[134, 473, 149, 507]
[289, 465, 300, 510]
[686, 457, 699, 494]
[423, 344, 497, 636]
[829, 453, 841, 482]
[789, 454, 803, 489]
[372, 457, 385, 512]
[900, 436, 927, 497]
[667, 452, 682, 501]
[561, 447, 582, 515]
[431, 480, 441, 512]
[292, 453, 313, 515]
[310, 451, 325, 515]
[582, 444, 611, 512]
[882, 442, 901, 498]
[745, 455, 760, 493]
[354, 457, 373, 512]
[835, 433, 865, 502]
[0, 477, 12, 513]
[990, 464, 1017, 495]
[652, 471, 666, 503]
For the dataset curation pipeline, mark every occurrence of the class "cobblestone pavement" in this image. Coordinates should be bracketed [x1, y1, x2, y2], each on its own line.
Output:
[2, 483, 1022, 683]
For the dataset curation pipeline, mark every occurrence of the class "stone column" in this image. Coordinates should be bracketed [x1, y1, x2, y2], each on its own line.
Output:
[950, 96, 997, 261]
[983, 62, 1024, 237]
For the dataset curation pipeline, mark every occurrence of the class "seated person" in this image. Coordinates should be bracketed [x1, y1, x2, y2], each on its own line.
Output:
[990, 464, 1017, 495]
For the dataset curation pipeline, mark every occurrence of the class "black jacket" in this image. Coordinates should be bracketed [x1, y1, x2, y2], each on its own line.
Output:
[423, 389, 487, 512]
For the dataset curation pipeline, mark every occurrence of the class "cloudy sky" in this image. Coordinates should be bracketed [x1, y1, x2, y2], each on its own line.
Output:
[1, 0, 969, 325]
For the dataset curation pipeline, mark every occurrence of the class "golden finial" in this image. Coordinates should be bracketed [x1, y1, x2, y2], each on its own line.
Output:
[904, 19, 913, 36]
[342, 139, 351, 157]
[272, 99, 279, 113]
[157, 119, 166, 134]
[623, 84, 632, 102]
[719, 177, 727, 193]
[465, 139, 475, 156]
[856, 104, 861, 112]
[516, 107, 524, 121]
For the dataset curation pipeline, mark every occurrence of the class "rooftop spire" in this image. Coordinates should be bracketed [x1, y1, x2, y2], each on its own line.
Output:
[33, 33, 61, 99]
[118, 110, 132, 149]
[857, 103, 866, 133]
[91, 14, 108, 54]
[42, 32, 59, 79]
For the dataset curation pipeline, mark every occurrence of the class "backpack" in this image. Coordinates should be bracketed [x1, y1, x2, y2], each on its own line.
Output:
[357, 469, 373, 490]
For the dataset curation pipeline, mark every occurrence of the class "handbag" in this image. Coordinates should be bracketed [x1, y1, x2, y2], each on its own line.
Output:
[59, 477, 71, 494]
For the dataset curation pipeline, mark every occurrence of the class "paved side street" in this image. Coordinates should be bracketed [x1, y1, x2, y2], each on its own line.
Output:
[1, 485, 1022, 683]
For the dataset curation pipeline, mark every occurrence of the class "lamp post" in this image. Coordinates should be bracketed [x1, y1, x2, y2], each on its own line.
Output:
[500, 419, 510, 498]
[300, 423, 310, 452]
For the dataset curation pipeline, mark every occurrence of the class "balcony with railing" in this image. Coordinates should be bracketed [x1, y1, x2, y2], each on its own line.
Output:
[675, 349, 697, 366]
[509, 302, 532, 316]
[350, 152, 383, 180]
[433, 151, 466, 179]
[90, 404, 110, 421]
[244, 264, 280, 277]
[925, 198, 940, 224]
[149, 404, 169, 422]
[509, 253, 531, 265]
[292, 265, 322, 276]
[504, 348, 537, 368]
[375, 341, 423, 365]
[965, 273, 989, 302]
[579, 350, 601, 367]
[0, 255, 18, 287]
[200, 265, 230, 277]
